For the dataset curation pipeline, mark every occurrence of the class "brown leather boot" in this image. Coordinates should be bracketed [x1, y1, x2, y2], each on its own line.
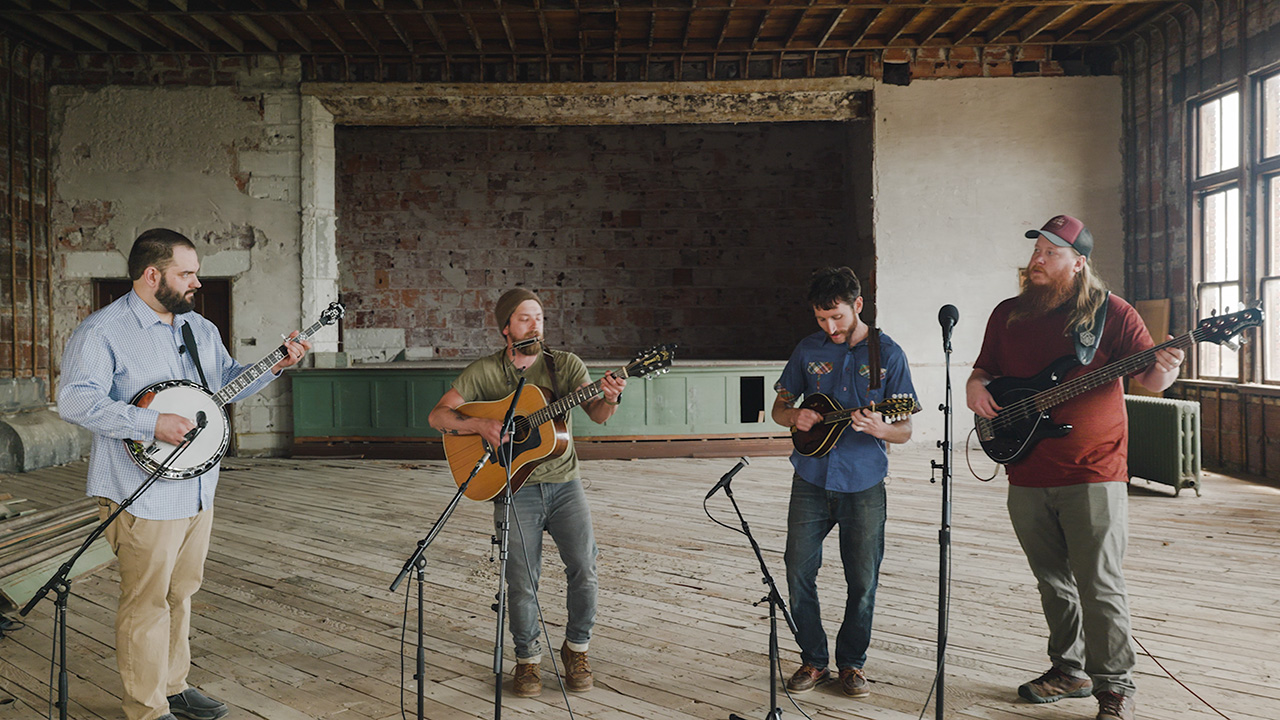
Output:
[512, 662, 541, 697]
[559, 642, 593, 692]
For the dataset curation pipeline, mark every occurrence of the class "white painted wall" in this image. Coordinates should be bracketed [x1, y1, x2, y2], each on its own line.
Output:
[873, 76, 1124, 451]
[51, 60, 309, 455]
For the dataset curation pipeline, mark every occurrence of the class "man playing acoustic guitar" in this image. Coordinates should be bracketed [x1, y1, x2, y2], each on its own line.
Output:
[58, 229, 310, 720]
[966, 215, 1182, 720]
[771, 266, 918, 699]
[428, 287, 625, 698]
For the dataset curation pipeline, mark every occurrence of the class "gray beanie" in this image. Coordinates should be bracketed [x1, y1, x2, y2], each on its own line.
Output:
[494, 288, 542, 331]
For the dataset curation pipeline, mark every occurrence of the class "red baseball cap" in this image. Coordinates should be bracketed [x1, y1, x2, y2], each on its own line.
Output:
[1025, 214, 1093, 258]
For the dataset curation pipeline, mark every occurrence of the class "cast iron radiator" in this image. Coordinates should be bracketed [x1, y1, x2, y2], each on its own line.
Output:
[1125, 395, 1202, 496]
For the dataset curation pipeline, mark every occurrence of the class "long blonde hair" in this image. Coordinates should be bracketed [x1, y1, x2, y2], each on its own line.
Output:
[1066, 260, 1110, 334]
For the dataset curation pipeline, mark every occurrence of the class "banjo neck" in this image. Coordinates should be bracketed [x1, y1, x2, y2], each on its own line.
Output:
[210, 316, 328, 407]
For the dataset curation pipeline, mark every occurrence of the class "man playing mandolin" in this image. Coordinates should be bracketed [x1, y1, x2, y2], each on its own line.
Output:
[966, 215, 1182, 720]
[771, 266, 918, 699]
[58, 229, 310, 720]
[428, 287, 625, 698]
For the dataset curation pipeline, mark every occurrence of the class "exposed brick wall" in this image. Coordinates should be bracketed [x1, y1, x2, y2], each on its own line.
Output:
[336, 123, 869, 361]
[1124, 0, 1280, 478]
[0, 38, 52, 394]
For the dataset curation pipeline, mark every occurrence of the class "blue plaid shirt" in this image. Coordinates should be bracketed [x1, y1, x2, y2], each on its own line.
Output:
[58, 291, 276, 520]
[775, 329, 918, 493]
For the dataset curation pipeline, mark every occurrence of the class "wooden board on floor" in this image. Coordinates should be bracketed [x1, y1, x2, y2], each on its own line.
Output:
[1, 449, 1277, 720]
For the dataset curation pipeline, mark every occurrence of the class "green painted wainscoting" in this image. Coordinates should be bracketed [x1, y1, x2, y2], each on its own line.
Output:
[290, 361, 791, 459]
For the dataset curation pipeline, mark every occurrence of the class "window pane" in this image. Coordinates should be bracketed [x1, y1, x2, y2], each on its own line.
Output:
[1197, 283, 1242, 378]
[1271, 175, 1280, 276]
[1264, 74, 1280, 160]
[1202, 187, 1240, 282]
[1198, 92, 1241, 176]
[1266, 278, 1280, 382]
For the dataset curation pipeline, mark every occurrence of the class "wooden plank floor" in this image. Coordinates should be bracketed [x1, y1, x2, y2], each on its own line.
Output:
[2, 447, 1276, 720]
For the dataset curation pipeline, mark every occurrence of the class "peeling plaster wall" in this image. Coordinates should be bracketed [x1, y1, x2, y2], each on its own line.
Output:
[50, 64, 307, 455]
[874, 76, 1124, 448]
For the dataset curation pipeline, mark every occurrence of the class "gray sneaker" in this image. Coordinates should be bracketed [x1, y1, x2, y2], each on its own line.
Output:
[1018, 666, 1093, 703]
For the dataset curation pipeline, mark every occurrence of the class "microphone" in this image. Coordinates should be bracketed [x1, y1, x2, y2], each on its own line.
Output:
[705, 457, 750, 500]
[939, 304, 959, 352]
[183, 411, 208, 442]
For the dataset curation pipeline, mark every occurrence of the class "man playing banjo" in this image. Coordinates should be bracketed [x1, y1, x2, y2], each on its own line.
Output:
[58, 228, 310, 720]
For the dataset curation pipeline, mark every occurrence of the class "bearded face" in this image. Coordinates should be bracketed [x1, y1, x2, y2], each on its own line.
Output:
[1012, 237, 1084, 321]
[156, 272, 196, 315]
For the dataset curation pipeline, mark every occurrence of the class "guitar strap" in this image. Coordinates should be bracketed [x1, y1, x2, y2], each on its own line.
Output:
[866, 327, 882, 391]
[542, 348, 563, 404]
[180, 321, 210, 389]
[1073, 291, 1110, 367]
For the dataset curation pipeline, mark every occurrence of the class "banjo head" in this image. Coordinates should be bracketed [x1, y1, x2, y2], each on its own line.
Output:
[127, 380, 230, 480]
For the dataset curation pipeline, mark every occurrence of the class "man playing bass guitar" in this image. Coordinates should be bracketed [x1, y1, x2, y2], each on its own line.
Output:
[966, 215, 1182, 720]
[771, 266, 918, 700]
[427, 287, 625, 699]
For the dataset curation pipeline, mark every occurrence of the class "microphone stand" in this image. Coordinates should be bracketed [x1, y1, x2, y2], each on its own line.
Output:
[19, 419, 207, 720]
[929, 323, 956, 720]
[716, 468, 799, 720]
[489, 376, 526, 720]
[389, 449, 490, 720]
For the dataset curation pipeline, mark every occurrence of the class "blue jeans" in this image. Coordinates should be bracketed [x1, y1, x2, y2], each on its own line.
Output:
[784, 476, 886, 670]
[495, 478, 599, 661]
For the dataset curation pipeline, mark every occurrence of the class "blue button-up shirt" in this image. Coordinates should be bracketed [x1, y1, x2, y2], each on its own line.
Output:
[775, 329, 918, 493]
[58, 291, 276, 520]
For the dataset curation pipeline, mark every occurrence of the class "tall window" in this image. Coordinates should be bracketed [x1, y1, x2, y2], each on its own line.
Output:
[1193, 91, 1241, 379]
[1262, 73, 1280, 383]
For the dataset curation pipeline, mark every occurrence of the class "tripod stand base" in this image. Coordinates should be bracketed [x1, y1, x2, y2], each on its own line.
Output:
[729, 710, 782, 720]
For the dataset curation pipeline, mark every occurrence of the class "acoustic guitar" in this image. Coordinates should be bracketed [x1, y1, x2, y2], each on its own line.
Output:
[443, 344, 677, 500]
[790, 393, 921, 457]
[976, 307, 1262, 464]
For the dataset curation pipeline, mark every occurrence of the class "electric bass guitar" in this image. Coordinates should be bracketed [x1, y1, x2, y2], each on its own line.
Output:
[443, 344, 677, 501]
[975, 307, 1262, 464]
[125, 301, 345, 480]
[790, 393, 921, 457]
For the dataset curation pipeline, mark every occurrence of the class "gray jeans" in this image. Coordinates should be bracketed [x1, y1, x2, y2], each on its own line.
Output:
[1007, 481, 1136, 697]
[495, 478, 599, 660]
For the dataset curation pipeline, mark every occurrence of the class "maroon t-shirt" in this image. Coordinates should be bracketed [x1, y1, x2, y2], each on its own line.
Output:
[973, 294, 1154, 487]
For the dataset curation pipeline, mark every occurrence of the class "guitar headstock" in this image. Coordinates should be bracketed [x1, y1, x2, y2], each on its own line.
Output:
[321, 301, 346, 326]
[875, 394, 922, 423]
[624, 343, 677, 380]
[1197, 307, 1262, 347]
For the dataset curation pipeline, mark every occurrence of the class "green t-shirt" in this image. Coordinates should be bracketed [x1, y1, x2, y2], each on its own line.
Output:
[452, 348, 591, 485]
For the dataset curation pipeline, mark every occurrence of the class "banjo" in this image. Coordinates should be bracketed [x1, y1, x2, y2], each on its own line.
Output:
[125, 301, 345, 480]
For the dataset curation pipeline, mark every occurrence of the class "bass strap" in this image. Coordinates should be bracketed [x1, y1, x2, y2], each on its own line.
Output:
[1073, 291, 1110, 367]
[180, 321, 210, 389]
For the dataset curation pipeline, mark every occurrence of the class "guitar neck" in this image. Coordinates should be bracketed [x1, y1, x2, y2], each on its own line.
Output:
[211, 317, 326, 407]
[1033, 330, 1200, 412]
[526, 365, 629, 428]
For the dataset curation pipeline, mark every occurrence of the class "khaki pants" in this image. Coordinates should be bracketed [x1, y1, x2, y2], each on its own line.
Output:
[98, 499, 213, 720]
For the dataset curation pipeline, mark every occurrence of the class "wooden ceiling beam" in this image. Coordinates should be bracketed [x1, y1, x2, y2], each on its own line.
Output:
[306, 13, 347, 53]
[682, 0, 697, 50]
[1053, 4, 1108, 42]
[535, 0, 552, 52]
[246, 1, 305, 51]
[454, 0, 486, 51]
[42, 13, 114, 51]
[411, 0, 451, 52]
[914, 9, 953, 46]
[816, 8, 846, 48]
[784, 0, 817, 48]
[848, 9, 880, 47]
[1, 14, 78, 51]
[714, 0, 737, 52]
[152, 14, 211, 51]
[980, 6, 1032, 43]
[496, 0, 519, 52]
[884, 8, 921, 46]
[1019, 5, 1073, 42]
[750, 7, 772, 50]
[192, 15, 246, 52]
[1091, 2, 1160, 42]
[951, 6, 997, 44]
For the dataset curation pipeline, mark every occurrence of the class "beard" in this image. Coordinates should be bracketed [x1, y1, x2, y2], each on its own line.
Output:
[157, 275, 196, 315]
[1010, 270, 1076, 324]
